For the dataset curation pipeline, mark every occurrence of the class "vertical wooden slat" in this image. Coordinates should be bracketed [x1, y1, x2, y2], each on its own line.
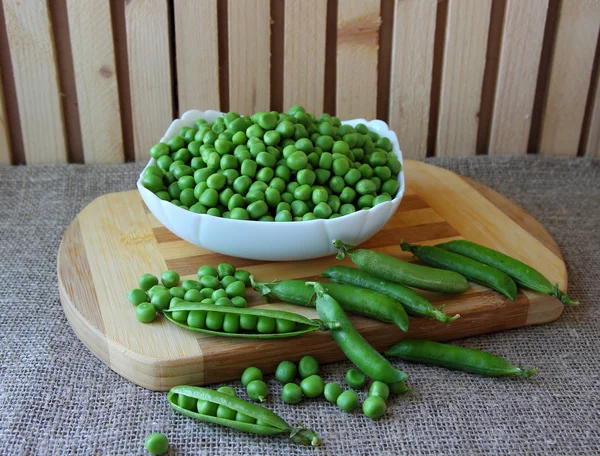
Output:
[388, 0, 437, 158]
[125, 0, 172, 161]
[436, 0, 492, 157]
[489, 0, 548, 155]
[584, 61, 600, 156]
[283, 0, 327, 114]
[540, 0, 600, 156]
[67, 0, 123, 164]
[228, 0, 270, 115]
[174, 0, 220, 113]
[335, 0, 380, 120]
[2, 0, 67, 164]
[0, 71, 10, 165]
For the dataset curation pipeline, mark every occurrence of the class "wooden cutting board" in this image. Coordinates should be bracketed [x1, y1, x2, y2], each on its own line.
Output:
[58, 160, 567, 391]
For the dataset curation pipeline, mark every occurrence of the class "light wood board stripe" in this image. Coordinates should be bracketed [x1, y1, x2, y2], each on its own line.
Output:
[283, 0, 327, 113]
[335, 0, 380, 120]
[126, 0, 172, 160]
[436, 0, 492, 156]
[0, 68, 10, 165]
[174, 0, 220, 113]
[2, 0, 67, 164]
[488, 0, 548, 155]
[539, 0, 600, 156]
[584, 51, 600, 157]
[228, 0, 270, 115]
[67, 0, 124, 164]
[388, 0, 437, 159]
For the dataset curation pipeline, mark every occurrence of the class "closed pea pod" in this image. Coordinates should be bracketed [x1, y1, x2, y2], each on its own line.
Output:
[385, 340, 537, 378]
[320, 265, 459, 323]
[251, 278, 409, 332]
[310, 282, 408, 384]
[333, 240, 469, 294]
[163, 302, 322, 338]
[168, 386, 320, 446]
[400, 242, 518, 301]
[436, 239, 578, 306]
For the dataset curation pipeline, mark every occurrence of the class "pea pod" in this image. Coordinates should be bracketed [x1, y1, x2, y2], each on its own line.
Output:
[168, 386, 320, 446]
[400, 242, 518, 301]
[436, 239, 578, 306]
[251, 278, 409, 332]
[385, 340, 537, 378]
[163, 302, 323, 338]
[320, 265, 459, 323]
[310, 282, 408, 383]
[333, 240, 469, 294]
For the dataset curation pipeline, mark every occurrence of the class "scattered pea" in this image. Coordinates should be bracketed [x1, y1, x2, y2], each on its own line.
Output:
[337, 390, 359, 412]
[282, 383, 303, 404]
[324, 383, 343, 403]
[275, 361, 297, 384]
[346, 369, 367, 389]
[145, 433, 169, 455]
[298, 356, 319, 378]
[362, 395, 386, 420]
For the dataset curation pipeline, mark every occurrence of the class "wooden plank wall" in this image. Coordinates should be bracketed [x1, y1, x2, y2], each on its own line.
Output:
[0, 0, 599, 164]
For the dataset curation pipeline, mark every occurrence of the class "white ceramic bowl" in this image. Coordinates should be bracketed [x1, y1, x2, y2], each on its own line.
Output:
[137, 109, 405, 261]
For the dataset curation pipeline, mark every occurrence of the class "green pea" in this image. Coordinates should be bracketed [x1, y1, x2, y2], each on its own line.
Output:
[169, 297, 184, 309]
[262, 187, 280, 208]
[190, 202, 207, 215]
[246, 124, 264, 139]
[171, 309, 189, 322]
[344, 168, 362, 186]
[373, 194, 392, 206]
[231, 296, 248, 308]
[357, 194, 374, 208]
[177, 176, 195, 191]
[212, 289, 228, 302]
[142, 174, 163, 193]
[369, 381, 390, 400]
[282, 383, 303, 404]
[313, 202, 332, 219]
[160, 270, 180, 288]
[355, 179, 377, 195]
[155, 190, 171, 201]
[300, 375, 324, 399]
[239, 313, 258, 330]
[293, 123, 309, 139]
[241, 367, 263, 386]
[247, 380, 269, 402]
[257, 316, 275, 333]
[387, 380, 410, 395]
[382, 178, 399, 196]
[256, 167, 274, 183]
[246, 200, 268, 219]
[178, 188, 196, 207]
[183, 289, 203, 302]
[223, 281, 245, 299]
[387, 156, 402, 174]
[329, 176, 345, 194]
[216, 404, 237, 420]
[275, 210, 292, 222]
[337, 390, 359, 412]
[346, 369, 366, 389]
[200, 288, 214, 299]
[222, 313, 240, 333]
[206, 311, 224, 330]
[126, 288, 147, 306]
[235, 411, 256, 424]
[206, 173, 225, 191]
[194, 168, 213, 184]
[274, 318, 296, 333]
[227, 193, 246, 211]
[315, 135, 333, 151]
[136, 302, 156, 323]
[234, 145, 251, 162]
[215, 297, 233, 308]
[372, 176, 382, 192]
[218, 188, 235, 207]
[310, 188, 327, 205]
[167, 136, 185, 153]
[217, 385, 237, 397]
[145, 432, 169, 455]
[276, 202, 291, 215]
[269, 177, 286, 193]
[293, 184, 312, 202]
[374, 165, 391, 181]
[213, 138, 232, 155]
[339, 203, 356, 216]
[286, 151, 308, 171]
[182, 280, 202, 292]
[280, 191, 294, 204]
[220, 275, 237, 289]
[358, 163, 373, 179]
[200, 275, 220, 289]
[173, 148, 192, 164]
[301, 212, 316, 221]
[324, 383, 343, 403]
[150, 291, 171, 312]
[254, 151, 275, 168]
[187, 310, 207, 328]
[230, 207, 250, 220]
[298, 355, 318, 378]
[332, 157, 350, 177]
[340, 187, 356, 204]
[217, 264, 235, 279]
[275, 165, 291, 182]
[173, 165, 194, 180]
[295, 138, 313, 153]
[327, 195, 341, 213]
[314, 169, 331, 186]
[290, 200, 309, 217]
[295, 169, 315, 187]
[150, 142, 170, 159]
[196, 398, 218, 416]
[363, 395, 386, 420]
[256, 112, 276, 130]
[276, 120, 294, 137]
[231, 131, 247, 145]
[369, 151, 388, 167]
[275, 361, 297, 383]
[147, 284, 166, 299]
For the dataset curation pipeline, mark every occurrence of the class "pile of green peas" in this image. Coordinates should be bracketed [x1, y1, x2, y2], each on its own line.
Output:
[126, 263, 251, 324]
[141, 105, 402, 221]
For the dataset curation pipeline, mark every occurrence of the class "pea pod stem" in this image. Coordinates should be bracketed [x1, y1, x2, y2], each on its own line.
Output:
[400, 242, 518, 301]
[385, 340, 537, 378]
[169, 386, 320, 446]
[251, 276, 409, 331]
[320, 265, 459, 323]
[309, 282, 408, 384]
[436, 239, 578, 306]
[332, 239, 470, 294]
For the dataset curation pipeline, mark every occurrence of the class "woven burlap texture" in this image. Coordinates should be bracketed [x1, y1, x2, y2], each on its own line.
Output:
[0, 156, 598, 455]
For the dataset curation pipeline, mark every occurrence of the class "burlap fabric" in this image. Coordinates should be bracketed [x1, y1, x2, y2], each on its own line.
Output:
[0, 156, 598, 455]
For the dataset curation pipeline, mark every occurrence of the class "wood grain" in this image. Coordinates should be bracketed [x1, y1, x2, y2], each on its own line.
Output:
[489, 0, 548, 155]
[228, 0, 270, 115]
[0, 68, 10, 165]
[539, 0, 600, 156]
[388, 0, 437, 159]
[67, 0, 123, 164]
[436, 0, 493, 156]
[125, 0, 172, 160]
[174, 0, 220, 113]
[58, 160, 566, 390]
[2, 0, 67, 164]
[584, 56, 600, 157]
[335, 0, 380, 120]
[283, 0, 327, 114]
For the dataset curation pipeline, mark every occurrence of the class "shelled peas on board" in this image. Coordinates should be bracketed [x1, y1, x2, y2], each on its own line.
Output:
[141, 105, 402, 221]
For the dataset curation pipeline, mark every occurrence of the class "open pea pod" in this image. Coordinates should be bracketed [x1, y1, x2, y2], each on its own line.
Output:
[163, 302, 324, 338]
[169, 386, 321, 446]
